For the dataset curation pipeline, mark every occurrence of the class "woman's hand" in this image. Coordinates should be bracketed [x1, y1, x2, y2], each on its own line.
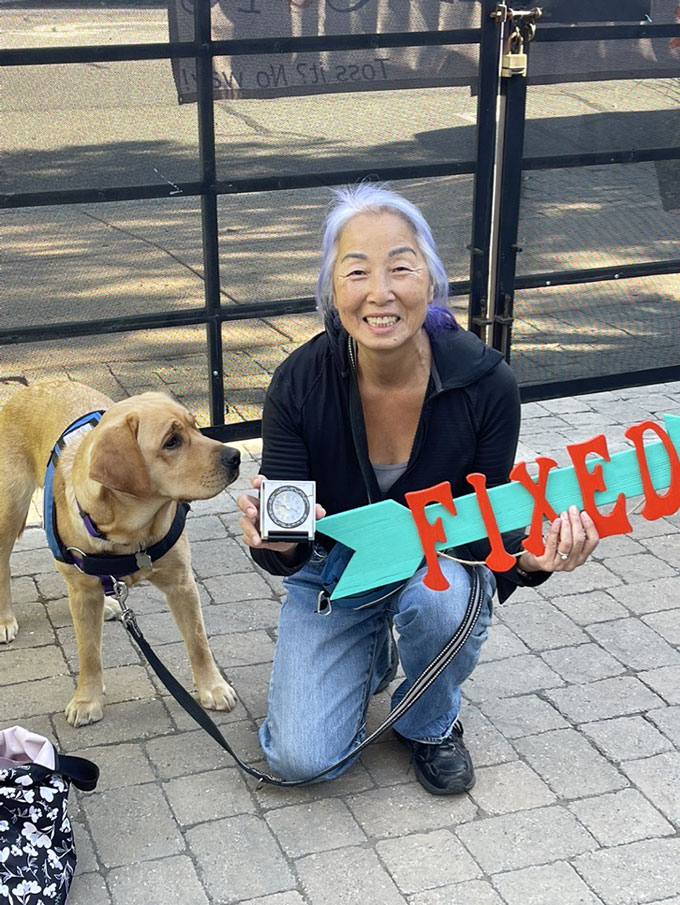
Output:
[517, 505, 599, 573]
[237, 474, 326, 556]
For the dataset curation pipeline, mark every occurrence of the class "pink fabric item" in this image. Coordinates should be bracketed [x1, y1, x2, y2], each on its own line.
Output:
[0, 724, 56, 770]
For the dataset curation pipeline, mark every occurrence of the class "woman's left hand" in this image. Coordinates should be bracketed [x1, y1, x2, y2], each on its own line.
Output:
[518, 505, 599, 574]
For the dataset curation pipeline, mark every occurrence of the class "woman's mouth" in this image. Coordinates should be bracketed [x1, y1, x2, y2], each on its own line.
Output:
[365, 315, 399, 327]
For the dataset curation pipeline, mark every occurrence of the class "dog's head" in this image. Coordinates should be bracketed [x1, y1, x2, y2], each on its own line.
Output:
[86, 392, 240, 501]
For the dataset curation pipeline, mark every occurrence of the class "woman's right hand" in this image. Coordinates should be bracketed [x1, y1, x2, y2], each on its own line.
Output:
[237, 474, 298, 554]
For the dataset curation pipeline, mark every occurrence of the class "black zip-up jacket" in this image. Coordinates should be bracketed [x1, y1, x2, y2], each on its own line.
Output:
[252, 320, 549, 603]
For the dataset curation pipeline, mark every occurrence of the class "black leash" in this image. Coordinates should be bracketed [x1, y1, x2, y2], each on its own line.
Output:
[117, 565, 485, 787]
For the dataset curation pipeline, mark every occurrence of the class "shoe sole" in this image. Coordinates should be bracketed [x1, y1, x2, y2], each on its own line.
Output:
[412, 763, 476, 796]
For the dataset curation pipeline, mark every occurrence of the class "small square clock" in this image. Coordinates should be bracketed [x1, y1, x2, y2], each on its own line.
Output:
[260, 480, 316, 543]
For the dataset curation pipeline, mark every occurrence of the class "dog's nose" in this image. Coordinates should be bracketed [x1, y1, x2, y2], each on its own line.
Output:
[220, 446, 241, 471]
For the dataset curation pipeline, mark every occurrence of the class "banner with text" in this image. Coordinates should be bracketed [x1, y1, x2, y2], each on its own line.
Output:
[168, 0, 679, 103]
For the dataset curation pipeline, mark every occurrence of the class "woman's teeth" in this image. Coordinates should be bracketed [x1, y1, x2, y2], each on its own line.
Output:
[365, 316, 398, 326]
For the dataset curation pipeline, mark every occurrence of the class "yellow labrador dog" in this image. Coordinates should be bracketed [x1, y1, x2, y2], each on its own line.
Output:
[0, 379, 240, 726]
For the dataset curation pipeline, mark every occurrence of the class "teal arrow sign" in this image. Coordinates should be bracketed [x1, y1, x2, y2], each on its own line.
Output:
[316, 414, 680, 600]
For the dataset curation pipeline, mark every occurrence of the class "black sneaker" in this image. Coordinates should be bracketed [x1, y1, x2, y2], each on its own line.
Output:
[394, 722, 475, 795]
[375, 624, 398, 695]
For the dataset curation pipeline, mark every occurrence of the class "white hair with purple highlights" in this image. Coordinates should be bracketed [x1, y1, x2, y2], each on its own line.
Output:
[315, 182, 456, 330]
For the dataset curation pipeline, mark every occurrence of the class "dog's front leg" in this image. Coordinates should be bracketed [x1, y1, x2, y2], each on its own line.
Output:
[60, 567, 107, 726]
[150, 555, 237, 712]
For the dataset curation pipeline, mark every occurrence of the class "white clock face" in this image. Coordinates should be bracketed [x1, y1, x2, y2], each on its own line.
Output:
[266, 485, 310, 529]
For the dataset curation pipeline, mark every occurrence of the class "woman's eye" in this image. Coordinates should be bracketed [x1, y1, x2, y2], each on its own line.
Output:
[164, 434, 182, 451]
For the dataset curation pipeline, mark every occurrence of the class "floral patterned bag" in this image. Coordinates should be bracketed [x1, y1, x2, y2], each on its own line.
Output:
[0, 726, 99, 905]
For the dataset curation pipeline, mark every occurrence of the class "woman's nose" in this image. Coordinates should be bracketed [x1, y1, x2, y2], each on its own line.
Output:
[367, 269, 393, 302]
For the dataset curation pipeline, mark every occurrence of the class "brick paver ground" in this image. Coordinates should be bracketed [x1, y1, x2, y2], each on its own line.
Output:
[3, 381, 680, 905]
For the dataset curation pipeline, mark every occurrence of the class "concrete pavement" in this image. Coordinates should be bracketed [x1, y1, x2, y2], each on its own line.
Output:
[3, 379, 680, 904]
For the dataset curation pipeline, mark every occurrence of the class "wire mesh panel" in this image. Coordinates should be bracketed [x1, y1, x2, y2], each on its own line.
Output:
[510, 272, 680, 389]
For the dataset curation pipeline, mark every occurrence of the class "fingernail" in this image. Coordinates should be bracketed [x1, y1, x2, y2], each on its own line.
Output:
[569, 504, 579, 515]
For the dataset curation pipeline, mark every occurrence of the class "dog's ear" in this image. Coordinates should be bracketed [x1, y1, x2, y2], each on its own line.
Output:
[88, 414, 152, 497]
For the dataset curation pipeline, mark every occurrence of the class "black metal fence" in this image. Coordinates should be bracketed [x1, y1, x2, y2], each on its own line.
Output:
[1, 1, 679, 438]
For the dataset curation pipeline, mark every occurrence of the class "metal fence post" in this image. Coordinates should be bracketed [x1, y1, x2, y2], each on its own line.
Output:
[468, 0, 504, 342]
[194, 0, 226, 426]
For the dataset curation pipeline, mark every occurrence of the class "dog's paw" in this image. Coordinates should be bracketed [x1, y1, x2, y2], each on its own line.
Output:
[103, 596, 122, 621]
[198, 678, 237, 712]
[65, 696, 104, 727]
[0, 615, 18, 644]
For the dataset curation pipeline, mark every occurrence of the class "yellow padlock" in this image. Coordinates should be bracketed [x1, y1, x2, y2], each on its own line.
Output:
[501, 50, 528, 77]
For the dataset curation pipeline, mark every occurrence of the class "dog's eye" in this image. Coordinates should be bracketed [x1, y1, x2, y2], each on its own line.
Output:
[163, 434, 182, 451]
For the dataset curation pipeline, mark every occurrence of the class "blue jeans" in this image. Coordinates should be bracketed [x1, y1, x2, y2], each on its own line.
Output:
[259, 548, 496, 782]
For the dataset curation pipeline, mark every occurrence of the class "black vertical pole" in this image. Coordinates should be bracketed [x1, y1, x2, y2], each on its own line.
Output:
[468, 0, 503, 340]
[491, 45, 529, 360]
[195, 0, 226, 426]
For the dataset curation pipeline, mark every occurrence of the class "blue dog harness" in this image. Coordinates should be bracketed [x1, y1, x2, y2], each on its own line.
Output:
[43, 410, 189, 594]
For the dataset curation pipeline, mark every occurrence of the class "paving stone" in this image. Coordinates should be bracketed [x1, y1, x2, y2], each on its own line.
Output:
[568, 788, 674, 846]
[621, 751, 680, 823]
[457, 806, 597, 873]
[544, 676, 665, 723]
[646, 705, 680, 746]
[359, 737, 415, 786]
[573, 837, 680, 905]
[72, 819, 99, 874]
[479, 622, 529, 662]
[69, 742, 155, 791]
[409, 879, 504, 905]
[457, 705, 516, 767]
[87, 783, 184, 868]
[346, 783, 476, 839]
[296, 846, 405, 905]
[190, 538, 253, 579]
[0, 675, 75, 722]
[145, 723, 262, 780]
[498, 601, 588, 650]
[202, 571, 277, 604]
[541, 642, 625, 684]
[187, 815, 295, 903]
[640, 664, 680, 705]
[535, 562, 622, 595]
[470, 761, 556, 814]
[264, 798, 365, 857]
[544, 590, 629, 625]
[57, 622, 142, 671]
[586, 619, 680, 670]
[0, 643, 69, 683]
[255, 761, 375, 811]
[514, 729, 627, 799]
[186, 514, 230, 542]
[608, 576, 680, 614]
[601, 553, 677, 583]
[479, 695, 569, 738]
[594, 533, 647, 558]
[66, 872, 112, 905]
[238, 896, 305, 905]
[207, 630, 276, 668]
[164, 766, 257, 825]
[637, 532, 680, 568]
[108, 855, 209, 905]
[1, 600, 56, 649]
[492, 860, 602, 905]
[642, 608, 680, 645]
[377, 829, 481, 894]
[463, 654, 564, 703]
[9, 546, 56, 575]
[580, 715, 674, 761]
[54, 699, 175, 749]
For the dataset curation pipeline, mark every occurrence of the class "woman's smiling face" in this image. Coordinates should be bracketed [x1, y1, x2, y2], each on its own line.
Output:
[332, 211, 433, 352]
